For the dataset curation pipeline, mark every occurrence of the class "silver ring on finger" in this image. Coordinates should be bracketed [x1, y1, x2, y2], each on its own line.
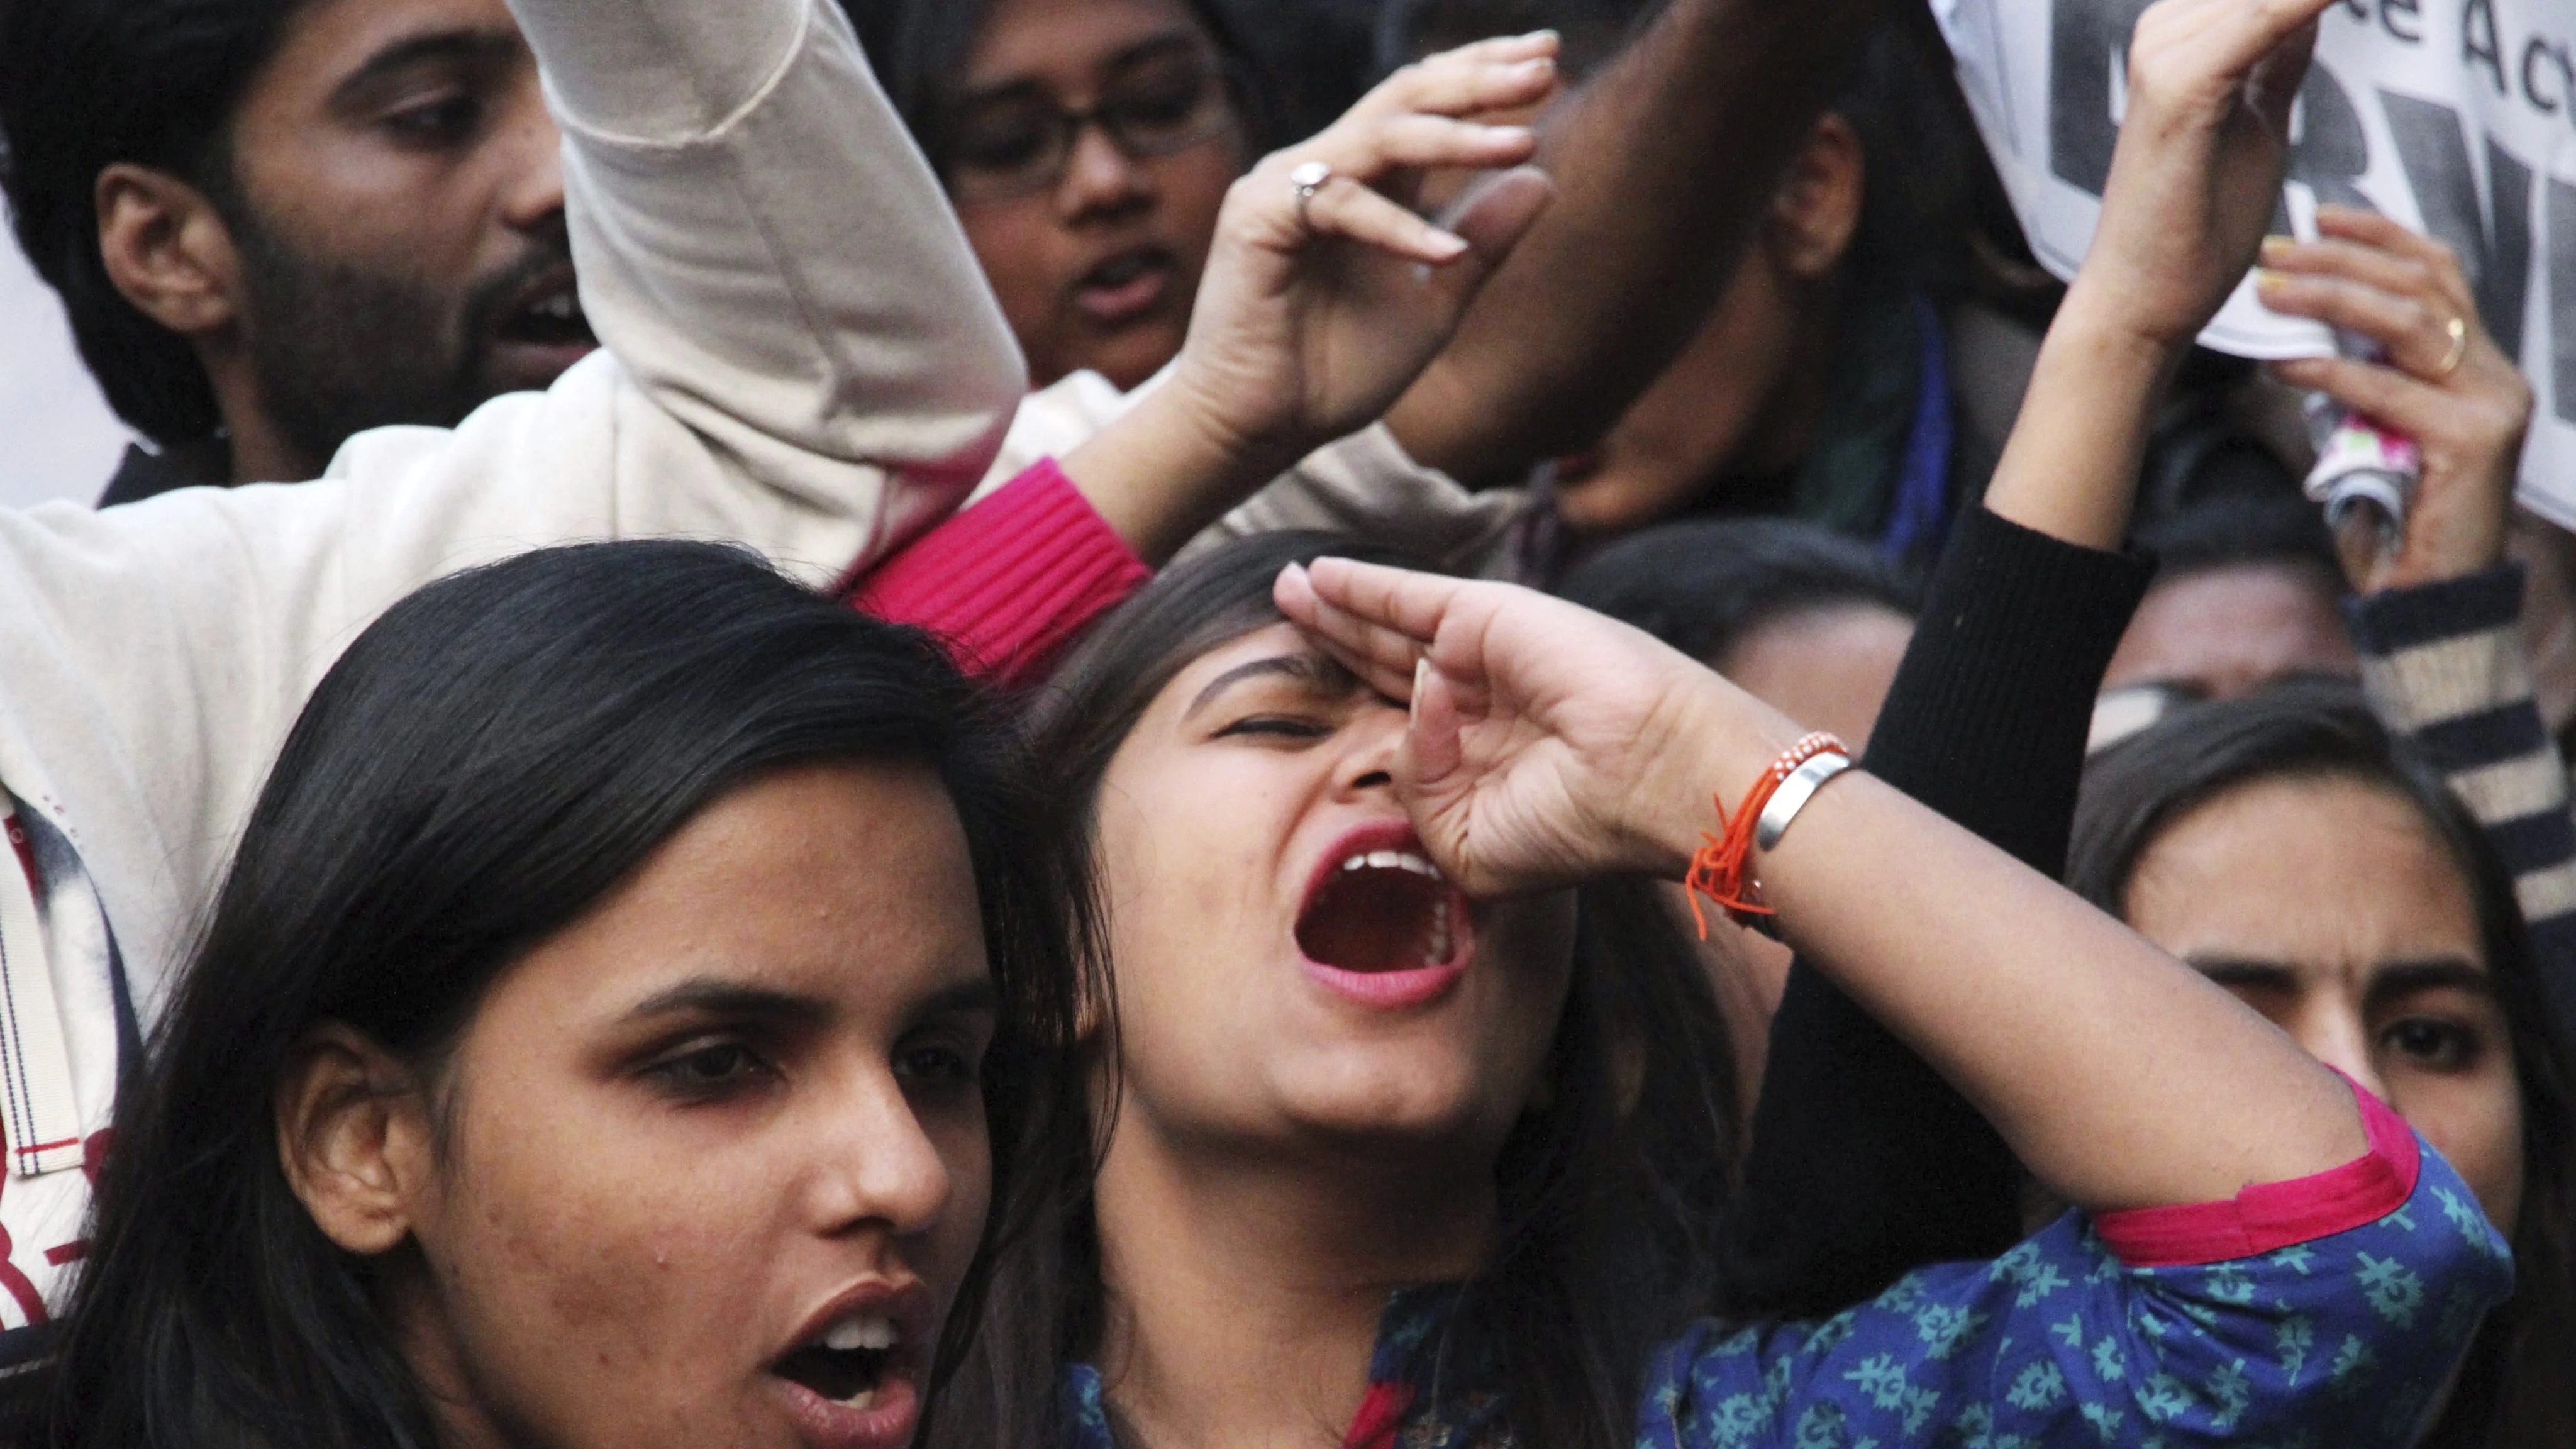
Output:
[2432, 314, 2468, 380]
[1290, 160, 1333, 235]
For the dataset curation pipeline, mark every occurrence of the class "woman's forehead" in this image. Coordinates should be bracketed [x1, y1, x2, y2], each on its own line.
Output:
[2135, 775, 2492, 983]
[963, 0, 1206, 90]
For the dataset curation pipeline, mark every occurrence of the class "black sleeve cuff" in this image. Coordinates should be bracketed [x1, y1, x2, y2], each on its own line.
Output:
[2342, 562, 2524, 659]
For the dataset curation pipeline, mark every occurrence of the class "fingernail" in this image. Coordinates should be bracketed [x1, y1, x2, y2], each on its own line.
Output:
[2253, 267, 2287, 291]
[1413, 657, 1432, 698]
[1522, 28, 1560, 43]
[1424, 230, 1469, 260]
[1513, 57, 1555, 75]
[2260, 235, 2293, 262]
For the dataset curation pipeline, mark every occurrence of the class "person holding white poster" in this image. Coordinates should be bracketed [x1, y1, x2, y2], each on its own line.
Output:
[1943, 0, 2576, 526]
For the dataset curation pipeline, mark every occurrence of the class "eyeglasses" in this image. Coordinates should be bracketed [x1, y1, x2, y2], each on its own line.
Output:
[939, 48, 1240, 204]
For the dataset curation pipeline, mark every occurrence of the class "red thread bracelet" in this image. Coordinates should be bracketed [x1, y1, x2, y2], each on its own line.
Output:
[1685, 732, 1846, 938]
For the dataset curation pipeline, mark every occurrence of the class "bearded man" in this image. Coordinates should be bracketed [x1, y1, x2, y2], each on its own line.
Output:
[1, 0, 597, 499]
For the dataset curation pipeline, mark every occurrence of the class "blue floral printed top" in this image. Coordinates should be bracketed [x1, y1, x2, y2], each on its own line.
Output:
[1060, 1090, 2514, 1448]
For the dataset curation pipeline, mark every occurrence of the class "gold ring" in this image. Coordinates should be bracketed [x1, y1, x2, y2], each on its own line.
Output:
[2433, 314, 2468, 379]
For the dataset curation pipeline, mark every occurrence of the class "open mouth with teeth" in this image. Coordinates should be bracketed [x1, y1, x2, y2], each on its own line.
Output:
[772, 1314, 900, 1411]
[1295, 843, 1465, 984]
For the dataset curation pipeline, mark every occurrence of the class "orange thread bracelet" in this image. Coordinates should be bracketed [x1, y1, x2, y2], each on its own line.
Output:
[1685, 731, 1847, 939]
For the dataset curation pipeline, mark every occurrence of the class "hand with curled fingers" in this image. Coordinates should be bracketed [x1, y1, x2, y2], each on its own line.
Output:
[2258, 205, 2535, 592]
[1152, 33, 1560, 475]
[1274, 557, 1801, 897]
[2062, 0, 2331, 353]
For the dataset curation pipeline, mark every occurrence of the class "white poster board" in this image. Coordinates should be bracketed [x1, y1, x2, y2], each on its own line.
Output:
[1938, 0, 2576, 525]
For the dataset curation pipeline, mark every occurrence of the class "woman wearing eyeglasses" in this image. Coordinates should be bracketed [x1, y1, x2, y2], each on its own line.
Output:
[867, 0, 1262, 394]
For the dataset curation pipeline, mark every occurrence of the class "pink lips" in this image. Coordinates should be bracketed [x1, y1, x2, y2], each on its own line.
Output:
[1304, 948, 1467, 1008]
[1294, 821, 1473, 1010]
[774, 1373, 920, 1449]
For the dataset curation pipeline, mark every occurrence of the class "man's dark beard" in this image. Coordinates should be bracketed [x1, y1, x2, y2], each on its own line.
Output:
[223, 199, 571, 477]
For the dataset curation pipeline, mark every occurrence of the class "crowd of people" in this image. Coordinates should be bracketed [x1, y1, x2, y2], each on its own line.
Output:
[0, 0, 2567, 1443]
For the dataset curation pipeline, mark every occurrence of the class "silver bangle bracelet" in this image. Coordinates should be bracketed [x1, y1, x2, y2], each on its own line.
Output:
[1756, 752, 1854, 852]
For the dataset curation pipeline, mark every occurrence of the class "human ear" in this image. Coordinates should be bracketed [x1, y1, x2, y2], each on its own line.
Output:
[275, 1023, 435, 1257]
[93, 162, 246, 340]
[1765, 113, 1865, 282]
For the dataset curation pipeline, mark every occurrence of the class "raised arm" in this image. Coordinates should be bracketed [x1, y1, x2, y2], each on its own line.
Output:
[1282, 553, 2366, 1208]
[1716, 509, 2152, 1316]
[1709, 0, 2301, 1311]
[2265, 207, 2576, 1044]
[844, 38, 1565, 677]
[1694, 0, 2338, 1311]
[1283, 554, 2530, 1443]
[0, 0, 1027, 976]
[1382, 0, 1873, 483]
[513, 0, 1023, 520]
[1287, 0, 2363, 1207]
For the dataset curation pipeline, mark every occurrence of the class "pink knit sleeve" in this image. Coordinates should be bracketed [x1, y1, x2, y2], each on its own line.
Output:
[846, 458, 1150, 686]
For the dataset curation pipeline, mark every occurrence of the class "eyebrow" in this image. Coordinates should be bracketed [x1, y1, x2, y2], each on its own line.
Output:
[620, 978, 831, 1027]
[2187, 955, 2497, 1008]
[2365, 959, 2497, 1008]
[1182, 651, 1362, 722]
[329, 28, 524, 109]
[907, 977, 1001, 1024]
[621, 973, 1000, 1030]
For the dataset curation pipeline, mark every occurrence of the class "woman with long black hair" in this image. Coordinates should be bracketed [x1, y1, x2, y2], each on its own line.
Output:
[7, 541, 1097, 1449]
